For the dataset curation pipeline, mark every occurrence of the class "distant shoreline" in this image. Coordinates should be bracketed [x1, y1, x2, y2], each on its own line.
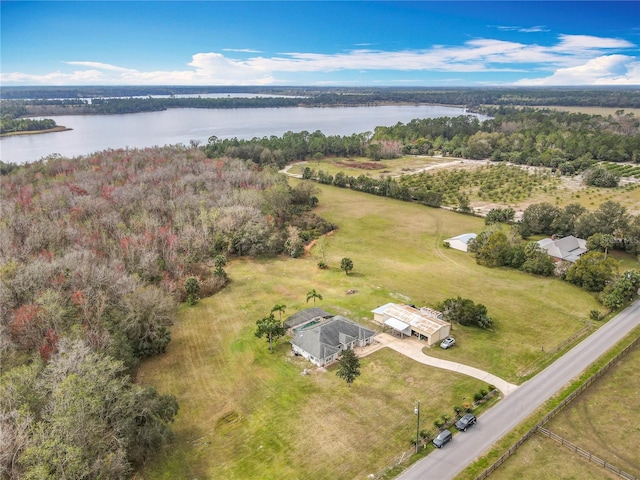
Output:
[0, 125, 72, 137]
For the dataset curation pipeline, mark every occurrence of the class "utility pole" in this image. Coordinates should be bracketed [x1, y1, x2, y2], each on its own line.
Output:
[414, 400, 420, 453]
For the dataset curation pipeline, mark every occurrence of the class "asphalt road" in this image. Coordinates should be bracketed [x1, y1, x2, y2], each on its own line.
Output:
[397, 299, 640, 480]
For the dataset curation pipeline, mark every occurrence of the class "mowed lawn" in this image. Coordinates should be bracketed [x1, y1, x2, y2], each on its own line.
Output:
[136, 258, 488, 480]
[137, 182, 605, 479]
[491, 345, 640, 479]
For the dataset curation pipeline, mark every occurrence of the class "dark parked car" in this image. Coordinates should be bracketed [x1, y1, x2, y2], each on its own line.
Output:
[455, 413, 477, 431]
[432, 429, 452, 448]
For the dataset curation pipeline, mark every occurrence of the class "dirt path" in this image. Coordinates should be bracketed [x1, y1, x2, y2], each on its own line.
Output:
[279, 163, 303, 178]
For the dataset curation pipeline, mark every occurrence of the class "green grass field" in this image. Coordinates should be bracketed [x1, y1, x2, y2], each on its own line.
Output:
[136, 181, 629, 479]
[490, 345, 640, 479]
[310, 183, 602, 382]
[136, 264, 489, 479]
[601, 161, 640, 179]
[488, 434, 620, 480]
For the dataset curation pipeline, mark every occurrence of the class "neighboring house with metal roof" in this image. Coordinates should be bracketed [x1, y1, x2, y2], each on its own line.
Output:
[284, 307, 333, 333]
[290, 315, 376, 367]
[371, 303, 451, 346]
[444, 233, 477, 252]
[537, 235, 588, 263]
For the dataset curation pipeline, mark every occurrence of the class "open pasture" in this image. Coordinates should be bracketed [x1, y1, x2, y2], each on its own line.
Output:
[137, 256, 488, 479]
[488, 434, 620, 480]
[490, 344, 640, 480]
[310, 184, 602, 382]
[138, 182, 611, 479]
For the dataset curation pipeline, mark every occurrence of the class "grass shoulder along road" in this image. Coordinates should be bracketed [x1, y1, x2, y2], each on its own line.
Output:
[484, 337, 640, 480]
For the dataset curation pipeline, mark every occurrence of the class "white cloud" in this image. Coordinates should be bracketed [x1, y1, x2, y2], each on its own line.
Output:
[66, 61, 135, 72]
[495, 25, 548, 33]
[247, 45, 524, 73]
[1, 34, 636, 86]
[1, 69, 110, 84]
[187, 52, 273, 82]
[0, 55, 275, 85]
[222, 48, 261, 53]
[514, 55, 640, 85]
[519, 26, 548, 33]
[555, 34, 634, 51]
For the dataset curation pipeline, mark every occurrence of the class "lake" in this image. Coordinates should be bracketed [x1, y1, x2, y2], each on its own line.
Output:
[0, 105, 488, 164]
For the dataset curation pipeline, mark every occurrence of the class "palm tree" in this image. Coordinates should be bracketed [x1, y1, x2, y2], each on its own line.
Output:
[306, 289, 323, 306]
[271, 304, 286, 320]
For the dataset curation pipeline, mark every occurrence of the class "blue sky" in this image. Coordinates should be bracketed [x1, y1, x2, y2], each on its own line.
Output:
[1, 1, 639, 86]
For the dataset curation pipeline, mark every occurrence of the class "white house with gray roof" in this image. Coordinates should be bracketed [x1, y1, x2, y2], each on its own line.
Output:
[290, 316, 376, 367]
[537, 235, 588, 263]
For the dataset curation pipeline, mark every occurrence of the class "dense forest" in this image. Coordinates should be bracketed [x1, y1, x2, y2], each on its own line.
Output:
[203, 108, 640, 170]
[0, 146, 332, 478]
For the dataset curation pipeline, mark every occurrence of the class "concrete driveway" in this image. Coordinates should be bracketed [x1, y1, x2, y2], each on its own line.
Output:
[396, 299, 640, 480]
[358, 332, 519, 396]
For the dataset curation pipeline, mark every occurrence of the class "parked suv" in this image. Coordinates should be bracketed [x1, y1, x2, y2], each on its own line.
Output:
[432, 429, 453, 448]
[455, 413, 477, 431]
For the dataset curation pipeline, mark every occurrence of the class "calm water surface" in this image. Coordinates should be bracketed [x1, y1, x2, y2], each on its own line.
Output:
[0, 105, 487, 164]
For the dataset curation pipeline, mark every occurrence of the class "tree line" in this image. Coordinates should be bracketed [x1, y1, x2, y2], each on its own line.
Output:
[374, 108, 640, 166]
[203, 116, 479, 169]
[3, 85, 640, 105]
[205, 130, 372, 168]
[201, 109, 639, 175]
[3, 86, 640, 116]
[0, 117, 58, 135]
